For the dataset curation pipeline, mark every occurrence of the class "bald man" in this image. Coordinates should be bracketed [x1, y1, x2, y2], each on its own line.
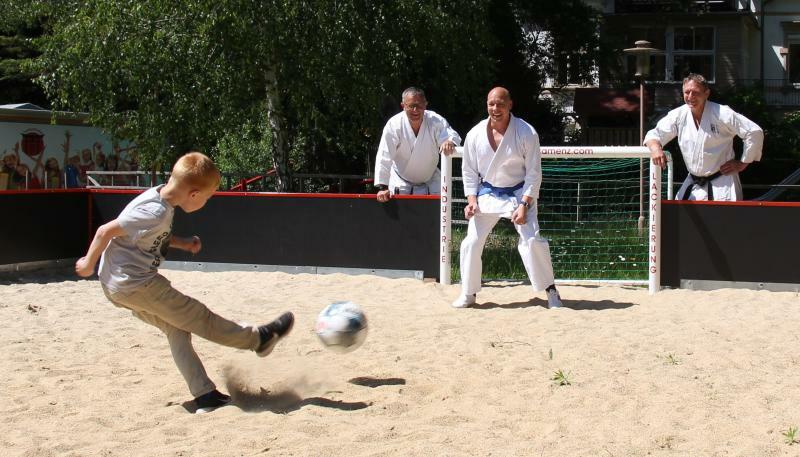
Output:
[452, 87, 562, 309]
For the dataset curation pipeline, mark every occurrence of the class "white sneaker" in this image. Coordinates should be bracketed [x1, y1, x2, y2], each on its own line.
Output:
[451, 294, 476, 308]
[546, 288, 563, 309]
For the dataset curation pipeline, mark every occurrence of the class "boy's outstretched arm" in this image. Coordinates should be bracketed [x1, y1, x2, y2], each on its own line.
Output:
[75, 219, 126, 277]
[170, 235, 202, 254]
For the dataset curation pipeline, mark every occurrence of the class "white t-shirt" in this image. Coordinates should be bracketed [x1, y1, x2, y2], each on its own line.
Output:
[99, 185, 174, 292]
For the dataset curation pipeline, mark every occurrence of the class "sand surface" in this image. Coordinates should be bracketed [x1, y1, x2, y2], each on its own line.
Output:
[2, 269, 799, 456]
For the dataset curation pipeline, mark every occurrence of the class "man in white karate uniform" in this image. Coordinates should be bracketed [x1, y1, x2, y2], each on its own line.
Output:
[452, 87, 562, 309]
[645, 73, 763, 201]
[374, 87, 461, 201]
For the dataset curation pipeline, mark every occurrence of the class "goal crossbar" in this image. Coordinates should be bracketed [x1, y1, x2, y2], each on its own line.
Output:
[439, 146, 670, 294]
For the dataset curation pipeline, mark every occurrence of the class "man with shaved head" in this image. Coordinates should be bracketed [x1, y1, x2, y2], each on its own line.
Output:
[452, 87, 562, 309]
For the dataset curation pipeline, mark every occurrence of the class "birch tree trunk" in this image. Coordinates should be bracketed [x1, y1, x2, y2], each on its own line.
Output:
[265, 67, 289, 191]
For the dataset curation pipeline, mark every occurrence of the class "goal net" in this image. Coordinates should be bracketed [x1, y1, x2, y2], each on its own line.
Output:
[439, 146, 672, 294]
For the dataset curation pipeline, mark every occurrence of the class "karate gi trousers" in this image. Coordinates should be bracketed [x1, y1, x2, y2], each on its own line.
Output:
[459, 202, 555, 295]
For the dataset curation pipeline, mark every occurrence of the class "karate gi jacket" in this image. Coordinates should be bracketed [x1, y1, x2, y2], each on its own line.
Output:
[462, 115, 542, 215]
[374, 110, 461, 191]
[644, 101, 763, 200]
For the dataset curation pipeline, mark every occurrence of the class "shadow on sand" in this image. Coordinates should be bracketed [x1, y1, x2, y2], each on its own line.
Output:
[474, 298, 636, 311]
[182, 385, 372, 414]
[0, 268, 88, 286]
[466, 282, 640, 311]
[347, 376, 406, 388]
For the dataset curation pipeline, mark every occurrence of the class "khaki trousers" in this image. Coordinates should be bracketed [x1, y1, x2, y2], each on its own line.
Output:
[102, 274, 260, 397]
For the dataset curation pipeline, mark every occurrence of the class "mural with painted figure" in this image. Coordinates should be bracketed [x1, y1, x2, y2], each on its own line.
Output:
[0, 122, 137, 190]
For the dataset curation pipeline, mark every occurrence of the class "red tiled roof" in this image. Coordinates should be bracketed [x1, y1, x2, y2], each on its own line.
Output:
[573, 88, 651, 117]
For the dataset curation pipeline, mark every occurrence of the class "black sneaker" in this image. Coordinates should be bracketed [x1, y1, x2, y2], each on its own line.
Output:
[194, 389, 231, 414]
[256, 311, 295, 357]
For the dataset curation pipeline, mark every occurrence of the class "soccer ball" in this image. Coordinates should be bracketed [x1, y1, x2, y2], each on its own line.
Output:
[315, 301, 368, 353]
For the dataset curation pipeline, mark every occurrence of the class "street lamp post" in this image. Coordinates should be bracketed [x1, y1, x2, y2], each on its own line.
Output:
[624, 40, 659, 233]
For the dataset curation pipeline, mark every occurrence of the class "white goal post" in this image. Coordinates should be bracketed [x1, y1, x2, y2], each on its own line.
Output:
[439, 146, 673, 294]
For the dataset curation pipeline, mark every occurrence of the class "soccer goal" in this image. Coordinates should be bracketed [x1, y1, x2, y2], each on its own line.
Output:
[439, 146, 673, 294]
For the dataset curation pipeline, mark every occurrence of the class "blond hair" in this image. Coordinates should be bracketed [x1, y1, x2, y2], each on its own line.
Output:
[170, 151, 221, 190]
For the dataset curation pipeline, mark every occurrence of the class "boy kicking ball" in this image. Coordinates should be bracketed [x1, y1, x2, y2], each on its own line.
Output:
[75, 151, 293, 413]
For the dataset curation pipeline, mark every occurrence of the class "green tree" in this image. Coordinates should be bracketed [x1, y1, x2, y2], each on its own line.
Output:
[485, 0, 608, 145]
[715, 86, 800, 192]
[6, 0, 495, 187]
[0, 19, 48, 107]
[5, 0, 606, 188]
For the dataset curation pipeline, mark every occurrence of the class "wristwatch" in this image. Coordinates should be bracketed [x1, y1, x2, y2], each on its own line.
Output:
[520, 200, 531, 209]
[377, 185, 388, 191]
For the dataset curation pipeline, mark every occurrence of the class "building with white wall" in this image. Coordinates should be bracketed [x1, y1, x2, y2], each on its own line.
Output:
[0, 104, 137, 190]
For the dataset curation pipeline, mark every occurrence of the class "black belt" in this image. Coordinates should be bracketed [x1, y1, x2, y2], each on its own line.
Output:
[678, 171, 723, 200]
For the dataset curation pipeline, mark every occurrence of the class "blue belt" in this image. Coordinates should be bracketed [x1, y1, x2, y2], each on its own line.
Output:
[478, 181, 523, 197]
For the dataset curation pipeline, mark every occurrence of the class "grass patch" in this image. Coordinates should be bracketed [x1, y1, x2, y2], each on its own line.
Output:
[783, 426, 799, 445]
[449, 219, 649, 282]
[551, 369, 572, 386]
[664, 353, 681, 365]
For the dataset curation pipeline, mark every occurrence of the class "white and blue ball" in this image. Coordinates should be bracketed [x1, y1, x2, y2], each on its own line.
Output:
[315, 301, 368, 353]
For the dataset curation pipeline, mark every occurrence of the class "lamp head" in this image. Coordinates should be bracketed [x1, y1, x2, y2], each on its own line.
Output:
[623, 40, 659, 78]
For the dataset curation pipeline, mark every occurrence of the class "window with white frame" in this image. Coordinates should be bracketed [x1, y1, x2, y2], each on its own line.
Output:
[781, 22, 800, 85]
[790, 44, 800, 84]
[672, 27, 715, 80]
[788, 36, 800, 85]
[626, 26, 715, 82]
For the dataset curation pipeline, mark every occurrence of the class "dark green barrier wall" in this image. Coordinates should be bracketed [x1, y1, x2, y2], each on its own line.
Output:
[4, 190, 799, 286]
[661, 201, 800, 287]
[91, 191, 441, 278]
[0, 190, 89, 265]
